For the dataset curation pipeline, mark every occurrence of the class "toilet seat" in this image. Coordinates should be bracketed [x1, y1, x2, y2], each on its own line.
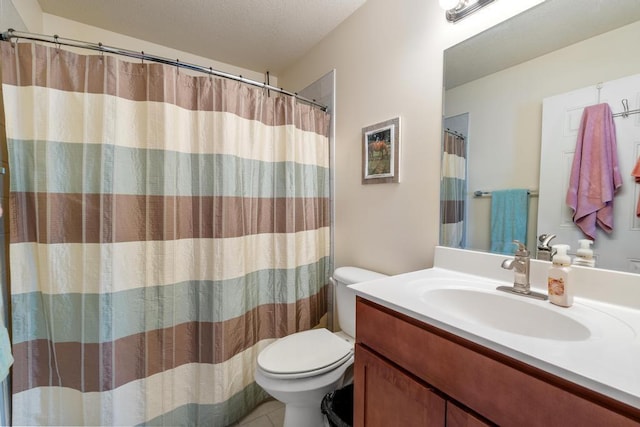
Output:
[257, 328, 353, 379]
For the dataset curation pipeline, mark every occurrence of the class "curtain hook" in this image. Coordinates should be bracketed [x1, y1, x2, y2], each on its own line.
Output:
[265, 70, 271, 98]
[7, 28, 17, 49]
[141, 51, 144, 64]
[98, 42, 104, 61]
[176, 58, 179, 74]
[622, 99, 630, 118]
[53, 34, 60, 53]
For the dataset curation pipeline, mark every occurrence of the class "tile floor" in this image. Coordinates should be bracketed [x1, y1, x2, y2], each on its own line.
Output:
[234, 399, 285, 427]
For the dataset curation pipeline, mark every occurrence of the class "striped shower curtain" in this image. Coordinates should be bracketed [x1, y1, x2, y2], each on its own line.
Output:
[440, 130, 467, 247]
[0, 41, 330, 426]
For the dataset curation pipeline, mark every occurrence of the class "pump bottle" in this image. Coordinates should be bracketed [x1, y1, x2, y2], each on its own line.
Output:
[547, 244, 573, 307]
[573, 239, 595, 267]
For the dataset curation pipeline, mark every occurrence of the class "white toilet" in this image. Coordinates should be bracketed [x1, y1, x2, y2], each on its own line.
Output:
[254, 267, 387, 427]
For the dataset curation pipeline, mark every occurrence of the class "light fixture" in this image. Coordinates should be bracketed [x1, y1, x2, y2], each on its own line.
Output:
[440, 0, 496, 23]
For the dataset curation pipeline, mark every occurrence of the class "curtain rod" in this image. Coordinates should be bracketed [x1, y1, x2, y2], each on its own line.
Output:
[444, 128, 465, 139]
[0, 29, 327, 111]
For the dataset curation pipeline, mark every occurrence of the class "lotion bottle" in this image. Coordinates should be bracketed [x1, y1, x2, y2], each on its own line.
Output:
[573, 239, 595, 267]
[547, 244, 573, 307]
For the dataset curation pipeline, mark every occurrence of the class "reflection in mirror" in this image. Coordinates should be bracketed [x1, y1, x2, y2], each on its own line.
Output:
[538, 73, 640, 273]
[441, 0, 640, 273]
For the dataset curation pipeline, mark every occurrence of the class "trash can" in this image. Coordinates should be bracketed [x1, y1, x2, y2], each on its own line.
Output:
[321, 384, 353, 427]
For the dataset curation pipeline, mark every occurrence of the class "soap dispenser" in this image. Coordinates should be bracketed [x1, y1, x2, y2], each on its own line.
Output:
[573, 239, 595, 267]
[547, 244, 573, 307]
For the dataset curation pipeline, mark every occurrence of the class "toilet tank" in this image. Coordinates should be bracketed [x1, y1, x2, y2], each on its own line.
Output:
[332, 267, 388, 338]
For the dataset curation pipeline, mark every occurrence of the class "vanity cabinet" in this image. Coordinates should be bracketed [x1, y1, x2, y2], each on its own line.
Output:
[354, 297, 640, 426]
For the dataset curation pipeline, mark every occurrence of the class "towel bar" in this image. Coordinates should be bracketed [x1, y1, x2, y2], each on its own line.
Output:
[473, 190, 538, 198]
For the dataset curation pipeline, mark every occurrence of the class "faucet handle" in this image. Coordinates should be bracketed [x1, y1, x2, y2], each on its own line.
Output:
[512, 240, 529, 256]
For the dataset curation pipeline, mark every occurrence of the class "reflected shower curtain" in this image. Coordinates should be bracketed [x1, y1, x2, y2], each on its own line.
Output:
[1, 41, 330, 426]
[440, 130, 467, 247]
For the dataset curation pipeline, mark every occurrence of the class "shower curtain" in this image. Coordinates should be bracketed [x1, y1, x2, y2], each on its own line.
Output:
[0, 41, 330, 426]
[440, 130, 467, 247]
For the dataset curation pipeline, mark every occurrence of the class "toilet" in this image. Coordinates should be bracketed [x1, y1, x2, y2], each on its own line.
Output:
[254, 267, 387, 427]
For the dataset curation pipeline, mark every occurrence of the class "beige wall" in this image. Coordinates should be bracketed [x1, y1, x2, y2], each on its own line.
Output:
[5, 0, 41, 33]
[279, 0, 543, 275]
[445, 19, 640, 254]
[0, 0, 28, 32]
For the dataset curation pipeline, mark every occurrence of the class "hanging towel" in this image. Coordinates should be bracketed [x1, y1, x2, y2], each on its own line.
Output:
[0, 325, 12, 382]
[566, 103, 622, 240]
[632, 157, 640, 217]
[490, 189, 529, 255]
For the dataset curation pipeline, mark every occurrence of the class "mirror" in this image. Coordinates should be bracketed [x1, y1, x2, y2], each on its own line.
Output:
[442, 0, 640, 273]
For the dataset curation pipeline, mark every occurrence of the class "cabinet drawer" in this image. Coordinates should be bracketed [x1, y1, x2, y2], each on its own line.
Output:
[356, 297, 640, 426]
[354, 344, 446, 427]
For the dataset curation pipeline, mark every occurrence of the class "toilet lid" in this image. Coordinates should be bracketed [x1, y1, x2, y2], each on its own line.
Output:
[258, 328, 353, 377]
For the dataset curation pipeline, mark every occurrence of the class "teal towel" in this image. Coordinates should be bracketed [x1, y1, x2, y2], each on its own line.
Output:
[490, 189, 529, 255]
[0, 325, 12, 382]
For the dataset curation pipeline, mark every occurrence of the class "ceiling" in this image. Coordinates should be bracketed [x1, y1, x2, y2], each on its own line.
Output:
[445, 0, 640, 89]
[36, 0, 367, 75]
[35, 0, 640, 89]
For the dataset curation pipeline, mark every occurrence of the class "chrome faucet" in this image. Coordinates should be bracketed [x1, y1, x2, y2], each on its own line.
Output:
[536, 233, 557, 261]
[497, 240, 548, 300]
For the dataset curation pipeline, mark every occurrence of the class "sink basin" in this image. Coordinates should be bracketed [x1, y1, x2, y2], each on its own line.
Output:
[396, 276, 636, 344]
[421, 288, 591, 341]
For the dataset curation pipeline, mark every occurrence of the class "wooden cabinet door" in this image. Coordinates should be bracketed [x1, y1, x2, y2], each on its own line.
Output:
[446, 401, 493, 427]
[354, 344, 446, 427]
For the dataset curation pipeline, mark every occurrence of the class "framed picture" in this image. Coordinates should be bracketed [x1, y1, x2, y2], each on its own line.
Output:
[362, 117, 400, 184]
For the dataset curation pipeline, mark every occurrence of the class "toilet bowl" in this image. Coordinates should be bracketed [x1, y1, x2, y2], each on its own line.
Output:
[254, 267, 387, 427]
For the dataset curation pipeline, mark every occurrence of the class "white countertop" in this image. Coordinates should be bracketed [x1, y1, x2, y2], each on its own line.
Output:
[349, 248, 640, 410]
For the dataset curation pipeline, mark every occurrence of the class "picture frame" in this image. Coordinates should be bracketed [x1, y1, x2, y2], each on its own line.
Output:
[362, 117, 400, 184]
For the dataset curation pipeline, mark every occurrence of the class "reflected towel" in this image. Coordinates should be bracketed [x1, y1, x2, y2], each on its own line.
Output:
[632, 157, 640, 217]
[490, 189, 529, 255]
[0, 326, 13, 382]
[566, 103, 622, 239]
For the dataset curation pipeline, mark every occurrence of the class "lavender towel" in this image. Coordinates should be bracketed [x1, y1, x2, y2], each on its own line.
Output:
[566, 103, 622, 240]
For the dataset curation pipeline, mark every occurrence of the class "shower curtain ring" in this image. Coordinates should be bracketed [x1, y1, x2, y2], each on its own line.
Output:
[6, 29, 17, 48]
[141, 51, 144, 65]
[53, 34, 60, 53]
